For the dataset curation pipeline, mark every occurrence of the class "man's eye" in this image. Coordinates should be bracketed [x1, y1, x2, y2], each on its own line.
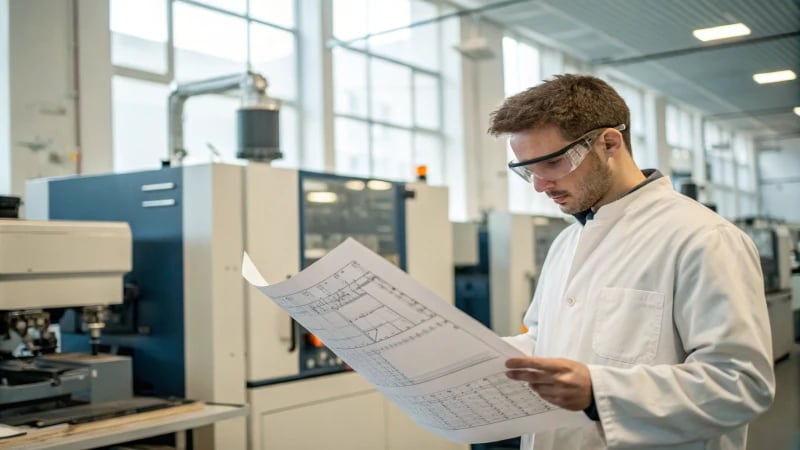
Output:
[545, 158, 563, 166]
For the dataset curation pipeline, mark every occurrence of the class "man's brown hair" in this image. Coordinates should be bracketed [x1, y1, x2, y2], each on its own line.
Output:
[488, 74, 632, 153]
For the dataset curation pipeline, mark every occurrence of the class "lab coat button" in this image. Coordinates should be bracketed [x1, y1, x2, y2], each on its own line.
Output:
[567, 297, 576, 306]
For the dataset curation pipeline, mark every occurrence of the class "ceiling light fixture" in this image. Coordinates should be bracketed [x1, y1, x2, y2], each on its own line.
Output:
[692, 23, 751, 42]
[753, 70, 797, 84]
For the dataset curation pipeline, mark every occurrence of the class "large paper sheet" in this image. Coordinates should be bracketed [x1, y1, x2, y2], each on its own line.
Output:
[242, 238, 588, 443]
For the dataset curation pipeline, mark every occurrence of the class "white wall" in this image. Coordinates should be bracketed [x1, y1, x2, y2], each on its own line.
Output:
[76, 0, 112, 174]
[6, 0, 76, 198]
[0, 0, 111, 199]
[441, 13, 467, 222]
[759, 137, 800, 222]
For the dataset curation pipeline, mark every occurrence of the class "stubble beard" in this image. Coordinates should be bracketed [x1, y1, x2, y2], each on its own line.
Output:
[559, 151, 613, 215]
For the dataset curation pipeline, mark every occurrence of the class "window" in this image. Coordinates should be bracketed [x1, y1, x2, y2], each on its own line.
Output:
[502, 37, 540, 97]
[733, 134, 756, 192]
[702, 121, 757, 218]
[665, 104, 694, 150]
[173, 3, 248, 81]
[110, 0, 299, 172]
[607, 78, 649, 167]
[111, 0, 168, 74]
[334, 117, 370, 177]
[111, 76, 169, 172]
[665, 104, 697, 189]
[330, 0, 446, 183]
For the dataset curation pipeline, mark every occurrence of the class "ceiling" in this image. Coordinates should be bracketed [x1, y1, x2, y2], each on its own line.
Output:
[462, 0, 800, 141]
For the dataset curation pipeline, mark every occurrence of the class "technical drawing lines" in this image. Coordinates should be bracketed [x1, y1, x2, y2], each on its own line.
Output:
[391, 373, 557, 431]
[273, 260, 437, 350]
[341, 341, 496, 388]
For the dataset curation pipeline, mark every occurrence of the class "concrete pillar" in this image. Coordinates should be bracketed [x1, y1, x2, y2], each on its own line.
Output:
[0, 0, 9, 195]
[458, 17, 507, 220]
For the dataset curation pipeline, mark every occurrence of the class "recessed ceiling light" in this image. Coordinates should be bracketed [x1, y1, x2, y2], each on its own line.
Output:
[753, 70, 797, 84]
[794, 106, 800, 116]
[693, 23, 751, 42]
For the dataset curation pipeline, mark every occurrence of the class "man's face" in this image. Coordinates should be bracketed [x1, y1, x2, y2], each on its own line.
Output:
[509, 125, 613, 214]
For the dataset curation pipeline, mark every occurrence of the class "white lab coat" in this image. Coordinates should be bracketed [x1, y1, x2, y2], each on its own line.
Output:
[504, 176, 775, 450]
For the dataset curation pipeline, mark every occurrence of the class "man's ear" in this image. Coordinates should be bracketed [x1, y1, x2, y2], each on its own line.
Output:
[602, 129, 623, 156]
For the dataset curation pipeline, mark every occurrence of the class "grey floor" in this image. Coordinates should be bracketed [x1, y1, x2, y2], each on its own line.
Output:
[748, 344, 800, 450]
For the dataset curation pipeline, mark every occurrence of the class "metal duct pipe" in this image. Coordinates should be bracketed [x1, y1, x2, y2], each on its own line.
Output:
[167, 71, 281, 165]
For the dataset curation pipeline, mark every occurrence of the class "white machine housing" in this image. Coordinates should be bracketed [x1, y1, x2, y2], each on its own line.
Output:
[487, 212, 571, 336]
[244, 163, 464, 450]
[0, 219, 132, 310]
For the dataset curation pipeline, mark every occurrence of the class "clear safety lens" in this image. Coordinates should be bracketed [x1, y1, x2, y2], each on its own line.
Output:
[510, 142, 591, 183]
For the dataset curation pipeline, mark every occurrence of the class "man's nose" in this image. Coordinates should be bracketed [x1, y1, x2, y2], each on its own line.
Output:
[532, 176, 554, 192]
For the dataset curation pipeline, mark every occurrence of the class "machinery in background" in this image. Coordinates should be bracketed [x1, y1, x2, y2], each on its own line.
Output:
[0, 219, 135, 423]
[734, 217, 795, 361]
[786, 222, 800, 342]
[0, 196, 22, 218]
[26, 163, 465, 450]
[454, 212, 571, 337]
[453, 212, 570, 450]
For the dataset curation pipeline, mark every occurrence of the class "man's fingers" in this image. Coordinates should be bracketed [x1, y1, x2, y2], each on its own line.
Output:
[529, 383, 562, 397]
[506, 357, 593, 411]
[506, 357, 565, 372]
[505, 369, 555, 384]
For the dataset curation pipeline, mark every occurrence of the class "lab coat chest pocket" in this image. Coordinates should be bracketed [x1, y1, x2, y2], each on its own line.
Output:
[592, 287, 664, 365]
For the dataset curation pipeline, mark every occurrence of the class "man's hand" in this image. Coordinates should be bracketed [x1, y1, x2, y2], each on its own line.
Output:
[505, 357, 593, 411]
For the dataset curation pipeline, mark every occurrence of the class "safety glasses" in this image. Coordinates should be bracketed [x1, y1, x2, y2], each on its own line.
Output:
[508, 124, 626, 183]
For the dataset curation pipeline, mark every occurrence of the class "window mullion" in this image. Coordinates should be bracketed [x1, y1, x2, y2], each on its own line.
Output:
[366, 54, 374, 175]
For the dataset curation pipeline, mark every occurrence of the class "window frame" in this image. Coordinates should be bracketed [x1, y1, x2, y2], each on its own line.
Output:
[329, 0, 447, 182]
[110, 0, 302, 169]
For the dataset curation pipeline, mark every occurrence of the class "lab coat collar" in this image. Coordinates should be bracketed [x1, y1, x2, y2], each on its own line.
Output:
[573, 169, 665, 225]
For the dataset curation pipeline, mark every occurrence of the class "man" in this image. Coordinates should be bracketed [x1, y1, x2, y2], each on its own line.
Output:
[488, 74, 774, 450]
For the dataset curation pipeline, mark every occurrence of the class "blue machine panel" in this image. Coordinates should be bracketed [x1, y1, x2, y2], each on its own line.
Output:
[455, 229, 492, 329]
[47, 168, 186, 397]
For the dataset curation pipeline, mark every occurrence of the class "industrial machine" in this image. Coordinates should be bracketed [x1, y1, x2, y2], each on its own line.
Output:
[455, 212, 571, 336]
[785, 222, 800, 341]
[0, 196, 21, 218]
[453, 212, 570, 450]
[0, 219, 135, 423]
[735, 217, 795, 361]
[26, 163, 465, 450]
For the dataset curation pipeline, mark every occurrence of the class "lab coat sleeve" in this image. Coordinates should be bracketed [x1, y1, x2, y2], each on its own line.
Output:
[588, 225, 775, 448]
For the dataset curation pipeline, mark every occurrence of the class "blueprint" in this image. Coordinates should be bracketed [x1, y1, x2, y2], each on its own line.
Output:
[242, 238, 588, 443]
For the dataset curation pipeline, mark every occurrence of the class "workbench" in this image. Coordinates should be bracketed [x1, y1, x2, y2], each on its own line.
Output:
[0, 401, 248, 450]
